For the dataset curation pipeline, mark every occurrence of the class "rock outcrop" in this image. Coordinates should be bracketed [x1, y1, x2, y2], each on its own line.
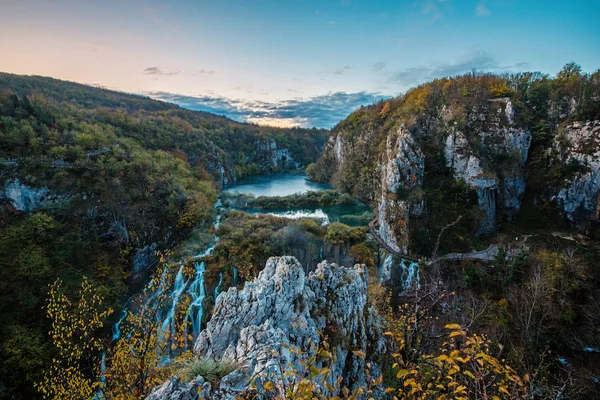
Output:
[2, 178, 66, 212]
[551, 120, 600, 227]
[148, 256, 384, 399]
[252, 139, 301, 172]
[378, 126, 424, 253]
[444, 99, 531, 234]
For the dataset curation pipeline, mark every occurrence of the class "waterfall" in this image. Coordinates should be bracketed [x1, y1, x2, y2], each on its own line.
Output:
[159, 265, 187, 341]
[93, 352, 107, 399]
[380, 253, 393, 282]
[233, 267, 239, 286]
[214, 272, 223, 300]
[110, 198, 224, 359]
[379, 253, 420, 292]
[400, 259, 420, 291]
[112, 310, 128, 340]
[184, 260, 207, 337]
[319, 244, 324, 261]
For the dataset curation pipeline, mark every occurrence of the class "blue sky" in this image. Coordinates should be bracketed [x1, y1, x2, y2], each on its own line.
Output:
[1, 0, 598, 127]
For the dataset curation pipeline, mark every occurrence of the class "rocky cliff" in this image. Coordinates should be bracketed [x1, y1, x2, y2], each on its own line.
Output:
[148, 256, 384, 399]
[550, 120, 600, 228]
[310, 71, 600, 254]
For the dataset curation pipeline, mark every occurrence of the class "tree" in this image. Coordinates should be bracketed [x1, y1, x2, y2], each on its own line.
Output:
[36, 278, 112, 400]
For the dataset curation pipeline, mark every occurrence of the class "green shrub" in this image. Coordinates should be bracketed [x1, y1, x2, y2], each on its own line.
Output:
[179, 357, 241, 383]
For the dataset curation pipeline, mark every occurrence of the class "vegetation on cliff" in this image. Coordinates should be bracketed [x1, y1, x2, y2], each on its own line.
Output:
[308, 63, 600, 255]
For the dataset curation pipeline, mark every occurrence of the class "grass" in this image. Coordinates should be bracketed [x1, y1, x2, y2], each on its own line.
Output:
[179, 357, 242, 383]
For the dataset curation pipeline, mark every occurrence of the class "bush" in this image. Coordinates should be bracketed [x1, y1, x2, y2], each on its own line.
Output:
[180, 357, 241, 383]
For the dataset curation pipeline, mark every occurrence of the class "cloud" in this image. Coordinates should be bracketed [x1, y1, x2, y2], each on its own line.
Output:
[148, 91, 385, 128]
[372, 61, 387, 72]
[390, 51, 524, 87]
[333, 65, 352, 75]
[475, 3, 491, 16]
[193, 69, 215, 76]
[143, 67, 180, 76]
[420, 0, 444, 21]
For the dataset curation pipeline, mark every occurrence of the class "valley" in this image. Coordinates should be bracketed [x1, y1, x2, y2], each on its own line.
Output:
[1, 65, 599, 399]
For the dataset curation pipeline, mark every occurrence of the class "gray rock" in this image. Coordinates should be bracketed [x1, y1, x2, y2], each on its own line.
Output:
[552, 121, 600, 226]
[151, 256, 384, 399]
[3, 179, 52, 212]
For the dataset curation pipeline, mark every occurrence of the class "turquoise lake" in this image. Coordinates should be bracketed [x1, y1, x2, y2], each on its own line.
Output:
[221, 174, 372, 226]
[222, 173, 332, 197]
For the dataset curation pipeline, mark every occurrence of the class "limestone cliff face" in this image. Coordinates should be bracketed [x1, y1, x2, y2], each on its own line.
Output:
[324, 97, 532, 253]
[444, 99, 531, 234]
[148, 256, 384, 399]
[378, 126, 424, 253]
[251, 139, 301, 172]
[551, 120, 600, 227]
[206, 138, 302, 186]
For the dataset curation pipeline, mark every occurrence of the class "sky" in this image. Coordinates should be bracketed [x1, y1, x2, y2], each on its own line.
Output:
[0, 0, 598, 128]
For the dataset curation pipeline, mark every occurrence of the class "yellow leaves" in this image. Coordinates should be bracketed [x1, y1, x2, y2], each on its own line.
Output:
[396, 369, 410, 379]
[444, 323, 463, 331]
[264, 381, 275, 390]
[449, 331, 465, 338]
[352, 350, 366, 360]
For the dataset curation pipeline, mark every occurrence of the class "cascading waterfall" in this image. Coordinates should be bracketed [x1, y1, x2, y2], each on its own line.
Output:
[214, 272, 223, 300]
[112, 310, 127, 341]
[110, 199, 223, 360]
[380, 253, 393, 282]
[232, 267, 239, 286]
[159, 265, 187, 343]
[400, 258, 420, 291]
[184, 260, 207, 338]
[379, 253, 420, 292]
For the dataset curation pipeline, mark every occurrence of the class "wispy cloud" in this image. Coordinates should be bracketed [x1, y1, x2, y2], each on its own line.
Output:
[419, 0, 445, 21]
[143, 67, 180, 76]
[148, 91, 385, 128]
[476, 3, 491, 16]
[333, 65, 352, 75]
[192, 69, 215, 76]
[390, 51, 525, 86]
[372, 61, 387, 72]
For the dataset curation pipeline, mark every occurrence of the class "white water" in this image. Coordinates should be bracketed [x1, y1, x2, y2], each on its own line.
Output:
[379, 253, 420, 291]
[264, 208, 330, 224]
[214, 272, 223, 300]
[380, 253, 393, 282]
[111, 200, 223, 358]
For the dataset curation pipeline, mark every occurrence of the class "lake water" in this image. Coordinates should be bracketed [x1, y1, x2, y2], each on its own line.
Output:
[222, 174, 332, 197]
[222, 174, 372, 226]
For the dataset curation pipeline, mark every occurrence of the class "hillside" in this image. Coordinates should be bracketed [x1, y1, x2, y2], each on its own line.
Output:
[302, 63, 600, 397]
[308, 63, 600, 256]
[0, 73, 327, 398]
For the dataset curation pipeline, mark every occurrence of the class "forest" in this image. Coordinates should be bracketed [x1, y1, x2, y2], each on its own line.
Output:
[0, 73, 326, 398]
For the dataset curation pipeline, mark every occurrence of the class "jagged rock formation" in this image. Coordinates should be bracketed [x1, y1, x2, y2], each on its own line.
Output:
[148, 256, 384, 399]
[551, 120, 600, 227]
